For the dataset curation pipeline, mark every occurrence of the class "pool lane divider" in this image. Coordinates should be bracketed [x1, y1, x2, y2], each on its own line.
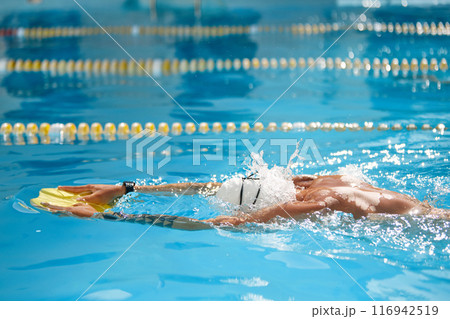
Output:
[0, 121, 447, 146]
[0, 56, 448, 78]
[0, 21, 448, 39]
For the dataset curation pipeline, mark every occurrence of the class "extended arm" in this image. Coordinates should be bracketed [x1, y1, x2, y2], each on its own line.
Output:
[41, 199, 327, 229]
[40, 203, 212, 231]
[57, 182, 222, 205]
[134, 182, 222, 195]
[206, 201, 327, 226]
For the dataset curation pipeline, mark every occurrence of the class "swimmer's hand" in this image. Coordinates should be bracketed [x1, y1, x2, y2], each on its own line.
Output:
[41, 202, 96, 218]
[58, 184, 125, 205]
[205, 216, 246, 226]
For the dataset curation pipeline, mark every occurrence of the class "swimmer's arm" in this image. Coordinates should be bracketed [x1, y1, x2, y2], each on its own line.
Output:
[41, 202, 98, 218]
[206, 201, 327, 226]
[58, 182, 222, 205]
[97, 212, 212, 230]
[40, 203, 212, 230]
[135, 182, 222, 195]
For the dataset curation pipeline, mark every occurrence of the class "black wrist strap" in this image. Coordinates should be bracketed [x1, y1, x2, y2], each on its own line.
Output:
[122, 181, 135, 194]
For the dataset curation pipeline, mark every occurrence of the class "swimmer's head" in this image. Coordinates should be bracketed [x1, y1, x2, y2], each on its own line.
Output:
[215, 176, 261, 207]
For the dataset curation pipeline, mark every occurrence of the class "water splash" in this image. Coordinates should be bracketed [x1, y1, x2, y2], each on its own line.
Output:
[242, 151, 297, 211]
[297, 212, 450, 268]
[212, 151, 450, 267]
[111, 145, 450, 268]
[336, 164, 376, 185]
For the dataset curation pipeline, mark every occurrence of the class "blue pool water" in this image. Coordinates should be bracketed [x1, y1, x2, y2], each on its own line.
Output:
[0, 0, 449, 300]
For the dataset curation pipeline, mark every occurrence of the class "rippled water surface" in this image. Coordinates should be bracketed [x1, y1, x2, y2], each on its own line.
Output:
[0, 0, 449, 300]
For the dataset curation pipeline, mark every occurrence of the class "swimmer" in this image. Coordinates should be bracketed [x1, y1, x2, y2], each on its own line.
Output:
[41, 175, 447, 227]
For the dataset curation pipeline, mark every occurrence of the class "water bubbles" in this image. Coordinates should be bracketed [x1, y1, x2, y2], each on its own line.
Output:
[289, 212, 450, 268]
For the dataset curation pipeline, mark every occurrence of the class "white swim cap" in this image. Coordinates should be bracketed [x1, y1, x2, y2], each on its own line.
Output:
[215, 177, 261, 207]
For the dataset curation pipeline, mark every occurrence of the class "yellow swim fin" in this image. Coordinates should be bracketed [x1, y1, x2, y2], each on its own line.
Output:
[30, 188, 112, 212]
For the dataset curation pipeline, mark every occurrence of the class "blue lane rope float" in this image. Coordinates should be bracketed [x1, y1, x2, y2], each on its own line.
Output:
[0, 121, 446, 146]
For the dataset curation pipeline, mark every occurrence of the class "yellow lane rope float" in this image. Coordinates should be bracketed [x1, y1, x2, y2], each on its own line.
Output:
[0, 57, 447, 77]
[0, 121, 446, 146]
[0, 21, 448, 39]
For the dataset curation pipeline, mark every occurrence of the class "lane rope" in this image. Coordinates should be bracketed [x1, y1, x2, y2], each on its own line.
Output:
[0, 56, 447, 77]
[0, 21, 448, 39]
[0, 121, 446, 145]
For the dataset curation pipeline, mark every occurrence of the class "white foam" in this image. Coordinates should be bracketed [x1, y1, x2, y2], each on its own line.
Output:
[244, 151, 297, 210]
[337, 164, 374, 185]
[340, 175, 363, 187]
